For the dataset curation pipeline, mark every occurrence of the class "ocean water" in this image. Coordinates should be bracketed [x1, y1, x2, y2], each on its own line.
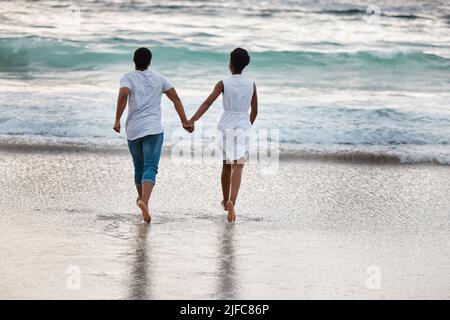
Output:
[0, 0, 450, 163]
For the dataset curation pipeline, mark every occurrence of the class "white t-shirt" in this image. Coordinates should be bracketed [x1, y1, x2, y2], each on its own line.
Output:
[120, 70, 173, 140]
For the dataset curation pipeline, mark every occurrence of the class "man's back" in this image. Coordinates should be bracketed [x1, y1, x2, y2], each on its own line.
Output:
[120, 70, 173, 140]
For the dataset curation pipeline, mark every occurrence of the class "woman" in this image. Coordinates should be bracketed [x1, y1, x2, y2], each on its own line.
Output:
[188, 48, 258, 222]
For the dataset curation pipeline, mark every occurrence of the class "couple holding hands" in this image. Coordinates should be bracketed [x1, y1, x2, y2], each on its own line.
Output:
[114, 47, 258, 223]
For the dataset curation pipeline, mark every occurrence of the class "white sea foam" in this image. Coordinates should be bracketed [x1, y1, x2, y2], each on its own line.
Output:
[0, 0, 449, 164]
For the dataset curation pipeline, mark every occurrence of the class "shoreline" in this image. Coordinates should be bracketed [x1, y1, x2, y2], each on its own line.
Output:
[0, 140, 447, 166]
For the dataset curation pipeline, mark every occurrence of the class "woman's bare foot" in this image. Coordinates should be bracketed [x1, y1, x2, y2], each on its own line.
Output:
[226, 200, 236, 223]
[221, 200, 227, 211]
[137, 200, 151, 223]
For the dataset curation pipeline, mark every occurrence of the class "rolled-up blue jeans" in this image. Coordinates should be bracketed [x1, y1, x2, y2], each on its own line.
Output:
[127, 132, 164, 186]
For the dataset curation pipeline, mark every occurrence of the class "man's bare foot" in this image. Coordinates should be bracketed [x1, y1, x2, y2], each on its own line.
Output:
[137, 200, 151, 223]
[221, 200, 227, 211]
[226, 200, 236, 223]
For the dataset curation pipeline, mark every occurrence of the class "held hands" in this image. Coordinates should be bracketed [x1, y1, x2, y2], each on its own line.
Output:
[183, 119, 195, 133]
[114, 119, 194, 134]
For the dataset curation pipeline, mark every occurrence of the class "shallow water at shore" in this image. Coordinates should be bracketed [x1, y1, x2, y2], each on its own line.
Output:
[0, 150, 449, 299]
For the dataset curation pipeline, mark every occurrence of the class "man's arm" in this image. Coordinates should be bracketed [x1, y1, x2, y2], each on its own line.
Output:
[164, 87, 191, 131]
[250, 82, 258, 125]
[113, 87, 130, 133]
[190, 81, 223, 123]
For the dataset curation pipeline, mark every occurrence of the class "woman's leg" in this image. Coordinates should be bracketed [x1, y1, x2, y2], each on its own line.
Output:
[138, 133, 164, 223]
[230, 162, 244, 206]
[221, 161, 232, 210]
[226, 161, 245, 222]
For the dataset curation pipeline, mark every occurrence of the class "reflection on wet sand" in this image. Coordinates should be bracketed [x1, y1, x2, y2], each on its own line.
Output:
[128, 224, 152, 299]
[216, 223, 239, 299]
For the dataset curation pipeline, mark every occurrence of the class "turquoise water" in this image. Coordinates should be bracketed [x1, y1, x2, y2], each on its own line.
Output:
[0, 0, 450, 162]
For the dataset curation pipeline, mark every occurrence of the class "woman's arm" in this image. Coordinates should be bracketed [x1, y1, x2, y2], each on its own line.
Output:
[250, 82, 258, 125]
[190, 81, 224, 123]
[113, 87, 130, 133]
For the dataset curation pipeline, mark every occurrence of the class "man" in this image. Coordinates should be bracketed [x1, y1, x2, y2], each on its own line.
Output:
[113, 47, 193, 223]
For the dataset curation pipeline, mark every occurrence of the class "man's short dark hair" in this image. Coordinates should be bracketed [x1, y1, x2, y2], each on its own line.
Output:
[230, 48, 250, 72]
[134, 47, 152, 69]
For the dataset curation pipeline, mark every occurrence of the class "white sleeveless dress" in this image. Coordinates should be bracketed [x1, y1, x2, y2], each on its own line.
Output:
[217, 74, 254, 161]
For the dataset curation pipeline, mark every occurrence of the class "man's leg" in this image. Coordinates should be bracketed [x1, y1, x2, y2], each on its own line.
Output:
[127, 138, 144, 203]
[136, 185, 143, 204]
[141, 182, 154, 206]
[137, 133, 164, 223]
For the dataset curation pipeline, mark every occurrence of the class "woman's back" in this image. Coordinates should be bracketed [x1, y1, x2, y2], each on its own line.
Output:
[218, 74, 254, 130]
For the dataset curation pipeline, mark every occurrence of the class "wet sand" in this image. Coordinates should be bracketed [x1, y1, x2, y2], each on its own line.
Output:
[0, 149, 449, 299]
